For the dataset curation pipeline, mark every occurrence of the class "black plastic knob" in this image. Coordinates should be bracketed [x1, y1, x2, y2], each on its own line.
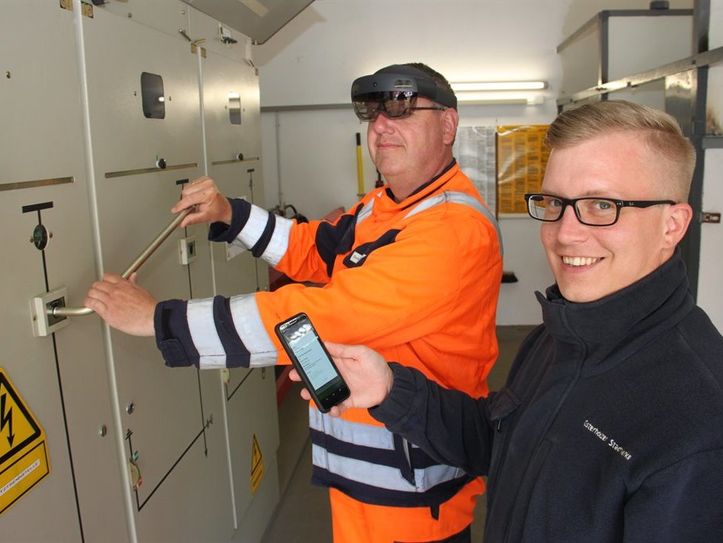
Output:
[156, 158, 167, 169]
[32, 224, 48, 250]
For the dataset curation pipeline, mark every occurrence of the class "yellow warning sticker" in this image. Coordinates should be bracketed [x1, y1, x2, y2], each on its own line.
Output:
[0, 368, 50, 515]
[250, 434, 264, 494]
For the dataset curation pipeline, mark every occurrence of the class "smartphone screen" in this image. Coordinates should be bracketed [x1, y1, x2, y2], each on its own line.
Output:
[275, 313, 350, 412]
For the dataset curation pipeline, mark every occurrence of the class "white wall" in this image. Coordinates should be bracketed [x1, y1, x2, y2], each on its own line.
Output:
[252, 0, 694, 325]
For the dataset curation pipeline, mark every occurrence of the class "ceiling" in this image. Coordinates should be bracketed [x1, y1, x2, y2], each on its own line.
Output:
[181, 0, 315, 44]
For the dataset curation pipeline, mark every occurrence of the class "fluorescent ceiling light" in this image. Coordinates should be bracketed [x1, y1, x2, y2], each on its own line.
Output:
[457, 97, 528, 105]
[455, 92, 546, 105]
[451, 81, 547, 92]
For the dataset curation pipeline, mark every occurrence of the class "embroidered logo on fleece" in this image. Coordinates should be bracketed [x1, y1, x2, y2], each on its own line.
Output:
[583, 420, 632, 461]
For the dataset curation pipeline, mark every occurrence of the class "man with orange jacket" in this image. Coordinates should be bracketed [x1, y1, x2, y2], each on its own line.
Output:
[86, 63, 502, 543]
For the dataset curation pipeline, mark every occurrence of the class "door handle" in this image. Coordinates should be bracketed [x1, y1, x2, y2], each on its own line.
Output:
[50, 208, 193, 317]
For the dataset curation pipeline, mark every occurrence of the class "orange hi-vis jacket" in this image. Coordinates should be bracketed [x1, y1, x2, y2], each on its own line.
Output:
[155, 160, 502, 512]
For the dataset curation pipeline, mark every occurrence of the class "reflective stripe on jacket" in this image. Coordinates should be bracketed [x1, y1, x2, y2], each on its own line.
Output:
[309, 408, 474, 507]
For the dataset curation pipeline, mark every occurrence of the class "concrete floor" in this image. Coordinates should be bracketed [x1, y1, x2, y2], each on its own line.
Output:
[261, 325, 536, 543]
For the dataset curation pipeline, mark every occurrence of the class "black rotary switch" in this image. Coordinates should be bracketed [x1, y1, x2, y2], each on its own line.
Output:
[32, 224, 48, 250]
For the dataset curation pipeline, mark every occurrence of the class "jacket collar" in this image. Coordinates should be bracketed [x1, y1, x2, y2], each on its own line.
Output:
[536, 250, 694, 371]
[376, 160, 458, 213]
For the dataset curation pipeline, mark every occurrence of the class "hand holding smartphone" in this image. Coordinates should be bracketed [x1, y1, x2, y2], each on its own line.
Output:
[275, 313, 350, 413]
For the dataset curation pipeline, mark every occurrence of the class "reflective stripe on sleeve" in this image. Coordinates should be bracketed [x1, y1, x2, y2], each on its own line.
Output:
[187, 298, 227, 369]
[261, 214, 292, 266]
[228, 293, 277, 367]
[233, 205, 292, 267]
[237, 204, 269, 248]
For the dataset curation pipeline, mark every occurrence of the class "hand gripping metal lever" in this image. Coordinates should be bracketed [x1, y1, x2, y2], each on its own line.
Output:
[49, 208, 192, 317]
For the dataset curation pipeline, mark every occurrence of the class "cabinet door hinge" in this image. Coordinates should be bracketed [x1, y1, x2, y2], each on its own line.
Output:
[59, 0, 94, 19]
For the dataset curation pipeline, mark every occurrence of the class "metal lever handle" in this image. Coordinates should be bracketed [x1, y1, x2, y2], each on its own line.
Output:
[50, 208, 193, 317]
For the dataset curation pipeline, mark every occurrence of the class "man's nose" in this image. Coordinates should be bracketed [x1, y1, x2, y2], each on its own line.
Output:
[370, 112, 394, 132]
[554, 204, 589, 242]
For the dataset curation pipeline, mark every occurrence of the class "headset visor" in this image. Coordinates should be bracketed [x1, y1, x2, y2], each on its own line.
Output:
[353, 90, 419, 121]
[351, 69, 457, 122]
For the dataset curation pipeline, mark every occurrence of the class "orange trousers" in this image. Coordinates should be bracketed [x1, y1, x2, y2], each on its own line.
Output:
[328, 478, 483, 543]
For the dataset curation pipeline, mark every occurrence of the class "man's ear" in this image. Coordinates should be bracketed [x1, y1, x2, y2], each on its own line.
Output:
[663, 203, 693, 248]
[441, 108, 459, 145]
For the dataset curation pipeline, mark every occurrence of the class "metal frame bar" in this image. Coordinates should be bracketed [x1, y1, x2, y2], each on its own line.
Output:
[260, 103, 351, 113]
[702, 136, 723, 149]
[0, 177, 74, 192]
[600, 13, 609, 96]
[210, 155, 260, 166]
[556, 9, 694, 53]
[105, 162, 198, 179]
[556, 46, 723, 107]
[681, 0, 712, 299]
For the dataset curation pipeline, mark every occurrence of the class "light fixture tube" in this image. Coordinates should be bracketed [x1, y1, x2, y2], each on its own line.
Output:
[451, 81, 547, 92]
[453, 91, 545, 105]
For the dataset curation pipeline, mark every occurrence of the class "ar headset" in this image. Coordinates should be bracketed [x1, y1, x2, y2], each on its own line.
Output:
[351, 65, 457, 122]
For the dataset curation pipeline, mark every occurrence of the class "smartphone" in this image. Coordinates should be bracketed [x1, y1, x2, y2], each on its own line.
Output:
[275, 313, 350, 413]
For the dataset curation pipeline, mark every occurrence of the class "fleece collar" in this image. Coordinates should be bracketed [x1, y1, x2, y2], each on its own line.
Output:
[536, 250, 694, 373]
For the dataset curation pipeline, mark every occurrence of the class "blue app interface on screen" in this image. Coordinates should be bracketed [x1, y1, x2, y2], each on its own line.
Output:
[284, 321, 337, 390]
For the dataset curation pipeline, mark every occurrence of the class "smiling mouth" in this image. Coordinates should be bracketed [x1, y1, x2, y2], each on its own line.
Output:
[562, 256, 601, 267]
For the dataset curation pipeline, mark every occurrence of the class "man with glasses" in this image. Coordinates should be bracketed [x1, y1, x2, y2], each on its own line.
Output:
[296, 100, 723, 541]
[86, 63, 502, 542]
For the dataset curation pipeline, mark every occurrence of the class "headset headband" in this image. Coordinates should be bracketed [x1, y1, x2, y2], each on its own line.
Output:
[351, 65, 457, 109]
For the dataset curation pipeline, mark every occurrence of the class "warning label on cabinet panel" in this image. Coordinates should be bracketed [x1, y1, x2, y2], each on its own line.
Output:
[250, 434, 264, 494]
[0, 368, 50, 515]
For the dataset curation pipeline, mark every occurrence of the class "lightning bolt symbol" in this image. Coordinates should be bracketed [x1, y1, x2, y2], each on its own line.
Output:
[0, 392, 14, 448]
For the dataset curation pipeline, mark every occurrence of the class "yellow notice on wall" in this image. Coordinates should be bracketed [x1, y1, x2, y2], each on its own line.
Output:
[250, 434, 264, 494]
[0, 368, 50, 515]
[497, 125, 550, 214]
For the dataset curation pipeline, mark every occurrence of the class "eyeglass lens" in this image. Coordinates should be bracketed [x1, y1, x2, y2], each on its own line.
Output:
[528, 195, 618, 225]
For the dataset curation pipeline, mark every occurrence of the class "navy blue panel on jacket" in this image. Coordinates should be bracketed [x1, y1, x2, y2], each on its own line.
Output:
[208, 198, 252, 242]
[155, 299, 197, 366]
[315, 203, 362, 276]
[342, 229, 401, 269]
[371, 252, 723, 542]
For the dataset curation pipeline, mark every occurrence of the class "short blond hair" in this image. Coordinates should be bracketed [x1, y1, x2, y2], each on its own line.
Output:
[545, 101, 696, 201]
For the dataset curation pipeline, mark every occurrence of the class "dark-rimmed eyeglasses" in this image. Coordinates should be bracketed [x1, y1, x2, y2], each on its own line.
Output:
[353, 90, 447, 122]
[524, 193, 677, 226]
